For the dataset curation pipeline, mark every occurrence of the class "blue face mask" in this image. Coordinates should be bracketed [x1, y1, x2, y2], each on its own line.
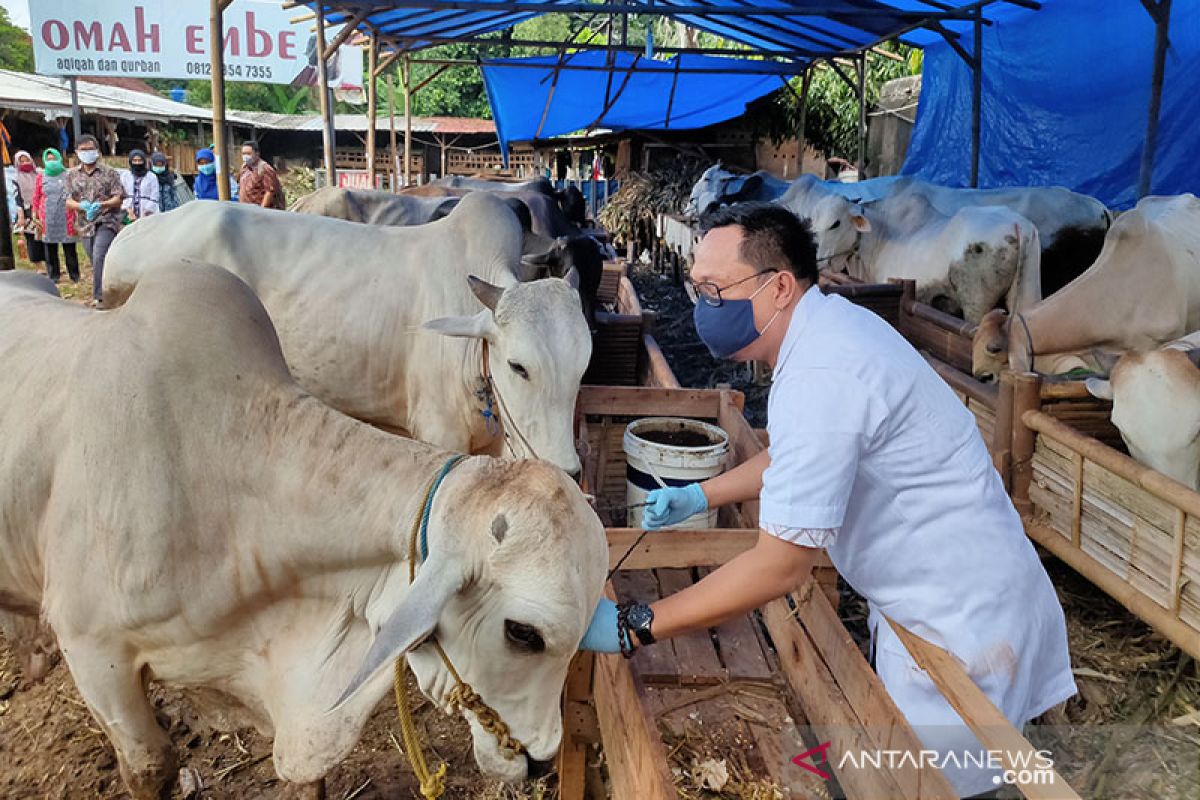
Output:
[198, 163, 216, 176]
[693, 272, 782, 360]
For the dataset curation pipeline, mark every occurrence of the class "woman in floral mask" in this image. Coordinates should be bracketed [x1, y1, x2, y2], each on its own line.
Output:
[31, 148, 79, 283]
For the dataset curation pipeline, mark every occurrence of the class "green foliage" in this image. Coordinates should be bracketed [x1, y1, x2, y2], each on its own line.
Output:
[745, 42, 920, 161]
[0, 8, 33, 72]
[182, 80, 319, 114]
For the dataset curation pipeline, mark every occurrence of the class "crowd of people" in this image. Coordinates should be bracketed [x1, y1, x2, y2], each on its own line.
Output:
[10, 137, 285, 306]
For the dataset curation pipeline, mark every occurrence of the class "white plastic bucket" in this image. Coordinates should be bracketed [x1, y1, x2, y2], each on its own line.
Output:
[623, 417, 729, 529]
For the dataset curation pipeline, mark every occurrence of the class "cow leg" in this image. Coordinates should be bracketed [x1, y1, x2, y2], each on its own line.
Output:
[60, 641, 176, 800]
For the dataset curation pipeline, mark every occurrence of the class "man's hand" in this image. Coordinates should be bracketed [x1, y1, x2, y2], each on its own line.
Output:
[642, 483, 708, 529]
[83, 201, 101, 221]
[579, 598, 627, 653]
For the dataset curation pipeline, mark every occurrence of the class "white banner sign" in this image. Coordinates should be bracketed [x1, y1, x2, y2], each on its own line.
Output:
[30, 0, 362, 89]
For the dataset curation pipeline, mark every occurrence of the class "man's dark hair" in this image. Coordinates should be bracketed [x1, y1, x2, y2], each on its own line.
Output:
[76, 134, 99, 149]
[243, 139, 261, 154]
[700, 202, 818, 285]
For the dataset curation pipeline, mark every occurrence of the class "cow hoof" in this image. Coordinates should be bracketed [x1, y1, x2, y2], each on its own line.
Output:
[120, 749, 178, 800]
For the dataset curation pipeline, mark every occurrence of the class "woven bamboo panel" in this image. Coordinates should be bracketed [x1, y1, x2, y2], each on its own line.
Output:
[583, 314, 643, 387]
[1030, 434, 1200, 631]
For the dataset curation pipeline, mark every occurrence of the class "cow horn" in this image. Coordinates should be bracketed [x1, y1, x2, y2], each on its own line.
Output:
[330, 557, 463, 711]
[468, 275, 505, 312]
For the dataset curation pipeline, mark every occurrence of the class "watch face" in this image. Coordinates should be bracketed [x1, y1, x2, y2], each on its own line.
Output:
[627, 603, 653, 630]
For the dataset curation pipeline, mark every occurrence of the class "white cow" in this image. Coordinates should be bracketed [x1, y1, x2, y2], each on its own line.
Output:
[779, 177, 1041, 325]
[0, 261, 607, 798]
[1085, 331, 1200, 490]
[103, 192, 590, 476]
[686, 164, 791, 217]
[290, 186, 460, 225]
[973, 194, 1200, 381]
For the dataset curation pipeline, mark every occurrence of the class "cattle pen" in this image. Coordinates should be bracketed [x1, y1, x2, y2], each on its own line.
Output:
[565, 262, 1080, 799]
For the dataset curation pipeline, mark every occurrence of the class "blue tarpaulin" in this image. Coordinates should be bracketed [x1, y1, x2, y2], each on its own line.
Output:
[903, 0, 1200, 209]
[480, 51, 796, 159]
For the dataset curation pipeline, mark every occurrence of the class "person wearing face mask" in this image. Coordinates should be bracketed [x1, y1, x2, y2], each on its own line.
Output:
[12, 150, 46, 273]
[579, 203, 1076, 799]
[148, 152, 184, 211]
[237, 140, 284, 209]
[119, 149, 161, 221]
[32, 148, 80, 283]
[65, 134, 124, 307]
[193, 148, 220, 201]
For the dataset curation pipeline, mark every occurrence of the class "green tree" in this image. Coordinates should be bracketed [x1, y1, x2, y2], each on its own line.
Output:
[0, 8, 34, 72]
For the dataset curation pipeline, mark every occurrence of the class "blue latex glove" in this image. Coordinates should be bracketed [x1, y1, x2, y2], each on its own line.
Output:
[642, 483, 708, 530]
[579, 598, 626, 653]
[83, 201, 100, 221]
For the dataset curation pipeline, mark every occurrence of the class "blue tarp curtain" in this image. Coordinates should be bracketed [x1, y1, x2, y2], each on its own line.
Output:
[903, 0, 1200, 209]
[480, 51, 796, 162]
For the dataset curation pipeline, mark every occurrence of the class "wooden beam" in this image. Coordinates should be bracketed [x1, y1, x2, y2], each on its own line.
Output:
[856, 53, 866, 176]
[366, 32, 378, 187]
[403, 55, 413, 187]
[315, 3, 337, 186]
[324, 7, 372, 54]
[606, 528, 758, 570]
[374, 48, 402, 77]
[1138, 0, 1171, 198]
[387, 73, 398, 192]
[210, 0, 231, 201]
[410, 63, 451, 96]
[887, 618, 1082, 799]
[970, 9, 983, 187]
[578, 385, 729, 419]
[592, 584, 676, 800]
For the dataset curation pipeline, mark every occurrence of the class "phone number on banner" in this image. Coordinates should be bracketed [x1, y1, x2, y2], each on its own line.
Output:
[186, 62, 274, 80]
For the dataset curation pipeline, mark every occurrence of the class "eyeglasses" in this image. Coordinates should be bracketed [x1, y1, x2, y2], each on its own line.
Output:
[690, 269, 779, 307]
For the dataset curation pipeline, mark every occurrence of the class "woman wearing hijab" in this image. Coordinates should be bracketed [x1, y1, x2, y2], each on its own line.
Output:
[12, 150, 46, 273]
[119, 148, 160, 220]
[149, 152, 182, 212]
[31, 148, 79, 283]
[194, 147, 219, 200]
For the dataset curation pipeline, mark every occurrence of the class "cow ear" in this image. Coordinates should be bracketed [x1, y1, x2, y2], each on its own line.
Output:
[849, 207, 872, 233]
[330, 558, 464, 710]
[1085, 377, 1113, 401]
[424, 310, 498, 342]
[468, 275, 505, 312]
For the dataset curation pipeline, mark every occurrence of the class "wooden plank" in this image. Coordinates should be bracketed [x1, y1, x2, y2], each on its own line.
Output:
[579, 385, 726, 419]
[761, 597, 954, 800]
[654, 569, 726, 684]
[558, 652, 595, 800]
[607, 528, 758, 570]
[639, 334, 680, 389]
[696, 568, 774, 681]
[592, 584, 677, 800]
[611, 571, 682, 683]
[886, 618, 1082, 800]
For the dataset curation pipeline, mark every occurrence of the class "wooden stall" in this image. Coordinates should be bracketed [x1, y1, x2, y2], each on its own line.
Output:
[561, 385, 1078, 800]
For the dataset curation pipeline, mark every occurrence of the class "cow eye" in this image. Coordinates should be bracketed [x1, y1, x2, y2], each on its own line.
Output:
[829, 219, 841, 230]
[505, 620, 545, 653]
[508, 361, 530, 380]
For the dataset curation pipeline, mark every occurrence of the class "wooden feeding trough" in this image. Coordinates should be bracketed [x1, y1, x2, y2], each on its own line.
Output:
[560, 385, 1076, 800]
[584, 263, 653, 387]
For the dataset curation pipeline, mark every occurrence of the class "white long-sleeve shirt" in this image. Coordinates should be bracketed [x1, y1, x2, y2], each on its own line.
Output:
[119, 170, 161, 218]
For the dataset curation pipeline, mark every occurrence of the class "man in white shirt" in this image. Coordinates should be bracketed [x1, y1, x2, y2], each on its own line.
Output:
[581, 202, 1075, 797]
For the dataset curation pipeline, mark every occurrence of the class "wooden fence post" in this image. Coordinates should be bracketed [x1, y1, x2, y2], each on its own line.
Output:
[1010, 371, 1042, 515]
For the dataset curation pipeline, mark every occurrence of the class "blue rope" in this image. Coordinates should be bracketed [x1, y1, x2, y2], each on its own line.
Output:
[419, 454, 468, 562]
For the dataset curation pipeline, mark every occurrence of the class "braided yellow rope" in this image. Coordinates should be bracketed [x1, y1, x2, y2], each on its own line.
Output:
[390, 461, 525, 800]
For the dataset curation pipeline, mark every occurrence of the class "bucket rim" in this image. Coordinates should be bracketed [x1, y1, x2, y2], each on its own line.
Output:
[623, 416, 730, 456]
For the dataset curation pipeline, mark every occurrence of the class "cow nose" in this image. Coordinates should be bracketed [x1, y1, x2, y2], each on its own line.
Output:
[526, 755, 556, 780]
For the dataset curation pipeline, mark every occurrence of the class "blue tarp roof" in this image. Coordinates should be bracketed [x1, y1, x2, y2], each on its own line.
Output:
[313, 1, 1035, 60]
[480, 51, 795, 155]
[902, 0, 1197, 208]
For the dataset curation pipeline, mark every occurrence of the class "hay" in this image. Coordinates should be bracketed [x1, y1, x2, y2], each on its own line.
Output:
[599, 161, 707, 248]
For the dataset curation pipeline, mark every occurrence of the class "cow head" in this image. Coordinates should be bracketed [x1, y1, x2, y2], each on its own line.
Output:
[972, 309, 1012, 382]
[687, 163, 731, 217]
[337, 459, 608, 781]
[424, 276, 590, 477]
[804, 195, 871, 274]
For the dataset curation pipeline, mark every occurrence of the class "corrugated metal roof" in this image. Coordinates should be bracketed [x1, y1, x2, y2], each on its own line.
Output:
[0, 69, 216, 124]
[232, 110, 495, 134]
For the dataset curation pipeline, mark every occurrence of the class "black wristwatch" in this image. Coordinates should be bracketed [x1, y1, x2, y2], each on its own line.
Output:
[618, 602, 656, 654]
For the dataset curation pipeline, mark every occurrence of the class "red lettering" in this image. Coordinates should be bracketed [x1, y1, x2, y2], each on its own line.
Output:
[278, 31, 296, 59]
[185, 25, 204, 54]
[246, 11, 271, 57]
[41, 20, 69, 50]
[135, 7, 160, 53]
[73, 20, 102, 50]
[223, 27, 240, 57]
[108, 21, 131, 52]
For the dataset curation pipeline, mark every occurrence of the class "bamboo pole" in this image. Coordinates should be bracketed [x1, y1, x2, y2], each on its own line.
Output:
[856, 53, 866, 177]
[1138, 0, 1171, 199]
[969, 9, 982, 188]
[210, 0, 231, 200]
[797, 68, 812, 175]
[1010, 372, 1042, 514]
[403, 55, 413, 187]
[315, 3, 336, 186]
[387, 74, 398, 192]
[994, 370, 1016, 489]
[366, 32, 378, 187]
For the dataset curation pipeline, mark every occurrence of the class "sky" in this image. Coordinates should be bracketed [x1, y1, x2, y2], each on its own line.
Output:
[1, 0, 27, 31]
